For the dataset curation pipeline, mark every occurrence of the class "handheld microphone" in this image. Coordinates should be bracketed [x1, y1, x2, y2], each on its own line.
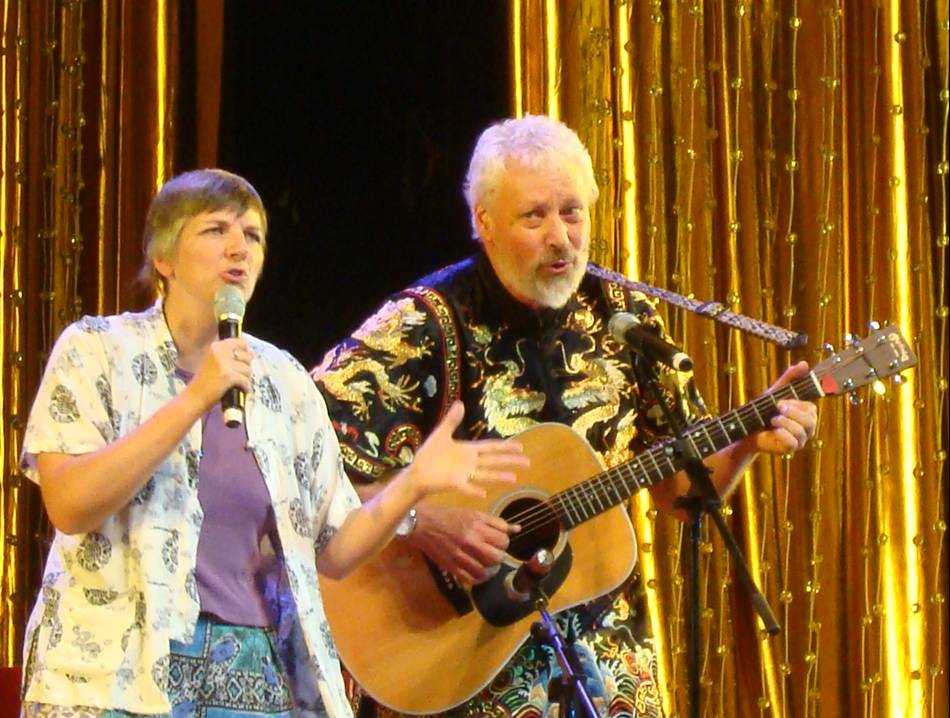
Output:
[608, 312, 694, 372]
[213, 285, 247, 428]
[504, 549, 555, 602]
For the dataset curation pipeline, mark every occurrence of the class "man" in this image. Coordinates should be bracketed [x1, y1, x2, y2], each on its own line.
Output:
[313, 115, 816, 717]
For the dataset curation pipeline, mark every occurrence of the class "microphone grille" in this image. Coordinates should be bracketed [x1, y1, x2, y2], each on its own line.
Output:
[607, 311, 638, 341]
[213, 285, 246, 320]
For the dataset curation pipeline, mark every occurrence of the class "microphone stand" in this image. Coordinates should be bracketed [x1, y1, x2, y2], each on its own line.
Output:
[635, 359, 780, 718]
[522, 551, 599, 718]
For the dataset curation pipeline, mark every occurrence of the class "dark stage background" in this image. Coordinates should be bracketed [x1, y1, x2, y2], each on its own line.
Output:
[214, 3, 510, 367]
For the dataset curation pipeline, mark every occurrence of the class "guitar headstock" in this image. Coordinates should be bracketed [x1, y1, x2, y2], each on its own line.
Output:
[813, 325, 917, 397]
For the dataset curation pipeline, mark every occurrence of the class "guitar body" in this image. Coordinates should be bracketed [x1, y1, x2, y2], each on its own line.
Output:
[320, 423, 639, 715]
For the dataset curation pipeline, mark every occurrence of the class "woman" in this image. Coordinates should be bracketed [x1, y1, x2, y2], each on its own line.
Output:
[19, 169, 526, 718]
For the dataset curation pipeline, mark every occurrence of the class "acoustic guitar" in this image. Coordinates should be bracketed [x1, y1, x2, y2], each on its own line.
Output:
[320, 325, 916, 714]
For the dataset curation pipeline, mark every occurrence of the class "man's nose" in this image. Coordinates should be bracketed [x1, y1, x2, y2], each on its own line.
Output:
[545, 215, 572, 248]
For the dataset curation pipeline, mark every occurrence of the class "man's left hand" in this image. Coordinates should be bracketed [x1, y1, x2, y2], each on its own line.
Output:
[753, 361, 818, 455]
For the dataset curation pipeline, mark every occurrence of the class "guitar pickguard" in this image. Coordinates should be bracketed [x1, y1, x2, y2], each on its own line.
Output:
[470, 544, 573, 627]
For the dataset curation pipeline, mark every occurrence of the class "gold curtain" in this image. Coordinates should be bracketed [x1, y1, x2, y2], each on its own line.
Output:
[0, 0, 181, 666]
[512, 1, 948, 716]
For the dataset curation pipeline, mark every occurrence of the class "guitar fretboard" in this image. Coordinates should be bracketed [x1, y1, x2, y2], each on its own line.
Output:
[551, 373, 823, 529]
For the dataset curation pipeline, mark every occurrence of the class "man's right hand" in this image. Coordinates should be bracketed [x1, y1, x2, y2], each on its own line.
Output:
[409, 504, 516, 585]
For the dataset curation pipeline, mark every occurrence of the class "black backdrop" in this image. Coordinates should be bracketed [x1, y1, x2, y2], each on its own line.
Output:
[216, 2, 510, 367]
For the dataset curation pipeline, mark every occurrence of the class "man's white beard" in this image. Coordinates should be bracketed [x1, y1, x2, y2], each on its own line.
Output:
[531, 260, 585, 309]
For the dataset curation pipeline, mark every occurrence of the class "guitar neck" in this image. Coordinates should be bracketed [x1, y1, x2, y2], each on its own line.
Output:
[554, 372, 824, 529]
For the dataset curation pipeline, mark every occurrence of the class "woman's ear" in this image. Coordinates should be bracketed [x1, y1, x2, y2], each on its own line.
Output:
[153, 255, 174, 282]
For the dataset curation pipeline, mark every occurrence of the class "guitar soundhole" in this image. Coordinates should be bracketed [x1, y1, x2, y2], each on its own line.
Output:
[500, 497, 561, 562]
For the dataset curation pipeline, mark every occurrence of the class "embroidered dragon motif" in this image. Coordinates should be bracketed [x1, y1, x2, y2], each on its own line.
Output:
[353, 297, 434, 367]
[312, 297, 433, 420]
[475, 340, 545, 437]
[559, 336, 640, 464]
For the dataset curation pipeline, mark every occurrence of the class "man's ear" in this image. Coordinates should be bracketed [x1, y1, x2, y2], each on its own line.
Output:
[474, 205, 493, 245]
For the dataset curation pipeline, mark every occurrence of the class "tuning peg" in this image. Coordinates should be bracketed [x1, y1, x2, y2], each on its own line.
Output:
[844, 332, 858, 347]
[849, 392, 865, 406]
[822, 342, 836, 354]
[868, 320, 881, 331]
[892, 374, 905, 386]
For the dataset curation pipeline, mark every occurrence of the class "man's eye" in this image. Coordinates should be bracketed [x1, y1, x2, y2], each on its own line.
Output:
[246, 233, 262, 243]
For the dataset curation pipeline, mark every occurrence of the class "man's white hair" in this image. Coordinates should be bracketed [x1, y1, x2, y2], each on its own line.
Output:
[463, 114, 599, 239]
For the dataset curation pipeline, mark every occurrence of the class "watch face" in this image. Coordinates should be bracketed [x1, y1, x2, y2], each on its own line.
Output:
[395, 508, 417, 538]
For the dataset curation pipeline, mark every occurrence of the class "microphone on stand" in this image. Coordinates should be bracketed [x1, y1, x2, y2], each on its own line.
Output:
[505, 549, 555, 602]
[213, 285, 246, 428]
[608, 312, 694, 372]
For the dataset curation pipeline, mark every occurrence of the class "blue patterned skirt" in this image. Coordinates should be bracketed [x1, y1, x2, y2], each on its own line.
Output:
[23, 614, 325, 718]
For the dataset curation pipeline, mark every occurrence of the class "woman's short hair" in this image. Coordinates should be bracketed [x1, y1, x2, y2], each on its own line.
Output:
[462, 114, 599, 239]
[138, 168, 268, 295]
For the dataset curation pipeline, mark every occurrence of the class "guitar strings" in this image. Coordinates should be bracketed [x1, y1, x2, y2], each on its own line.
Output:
[497, 376, 820, 540]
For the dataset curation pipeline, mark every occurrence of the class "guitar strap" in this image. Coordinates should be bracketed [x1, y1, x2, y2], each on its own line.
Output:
[588, 263, 807, 348]
[404, 285, 474, 617]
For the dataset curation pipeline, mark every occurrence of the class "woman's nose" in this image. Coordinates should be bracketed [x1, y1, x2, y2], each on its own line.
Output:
[225, 228, 250, 257]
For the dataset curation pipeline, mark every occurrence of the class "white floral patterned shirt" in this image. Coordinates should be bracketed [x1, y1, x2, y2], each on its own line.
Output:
[20, 301, 359, 718]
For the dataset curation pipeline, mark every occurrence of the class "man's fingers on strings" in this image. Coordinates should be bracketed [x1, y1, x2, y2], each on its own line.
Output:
[768, 418, 807, 451]
[483, 514, 519, 536]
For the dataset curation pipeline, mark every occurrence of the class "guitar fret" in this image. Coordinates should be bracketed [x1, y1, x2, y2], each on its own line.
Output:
[721, 415, 740, 444]
[660, 446, 678, 473]
[732, 409, 748, 435]
[645, 449, 665, 486]
[590, 481, 607, 513]
[572, 487, 591, 521]
[716, 416, 732, 443]
[749, 400, 765, 424]
[578, 488, 595, 520]
[550, 494, 568, 525]
[560, 492, 581, 526]
[606, 470, 626, 502]
[597, 474, 619, 505]
[686, 433, 705, 459]
[626, 461, 644, 491]
[740, 405, 761, 431]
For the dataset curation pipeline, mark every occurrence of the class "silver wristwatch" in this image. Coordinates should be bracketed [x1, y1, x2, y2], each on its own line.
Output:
[394, 507, 418, 539]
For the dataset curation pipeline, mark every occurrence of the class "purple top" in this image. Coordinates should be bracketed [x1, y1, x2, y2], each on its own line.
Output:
[185, 371, 277, 627]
